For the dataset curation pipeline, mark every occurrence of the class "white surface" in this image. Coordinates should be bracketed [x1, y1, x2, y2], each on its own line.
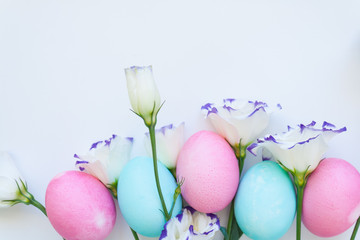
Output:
[0, 0, 359, 239]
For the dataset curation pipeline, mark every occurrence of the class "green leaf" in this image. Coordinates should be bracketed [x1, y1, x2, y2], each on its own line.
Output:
[229, 214, 243, 240]
[220, 226, 228, 238]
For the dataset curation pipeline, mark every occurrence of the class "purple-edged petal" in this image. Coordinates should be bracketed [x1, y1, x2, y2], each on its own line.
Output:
[90, 141, 103, 150]
[160, 207, 220, 240]
[247, 143, 258, 155]
[144, 123, 185, 169]
[252, 121, 346, 175]
[74, 135, 133, 185]
[201, 103, 213, 111]
[224, 98, 235, 103]
[202, 99, 279, 146]
[247, 106, 266, 118]
[222, 104, 236, 112]
[75, 160, 89, 165]
[184, 206, 196, 215]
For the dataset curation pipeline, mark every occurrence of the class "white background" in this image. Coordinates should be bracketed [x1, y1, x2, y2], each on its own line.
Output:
[0, 0, 359, 239]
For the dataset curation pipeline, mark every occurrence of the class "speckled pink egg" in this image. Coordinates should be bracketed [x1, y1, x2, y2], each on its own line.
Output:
[176, 130, 239, 213]
[46, 171, 116, 240]
[303, 158, 360, 237]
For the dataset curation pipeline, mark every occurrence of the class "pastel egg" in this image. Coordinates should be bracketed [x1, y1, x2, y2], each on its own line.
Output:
[176, 130, 239, 213]
[234, 161, 296, 240]
[45, 171, 116, 240]
[117, 156, 182, 237]
[303, 158, 360, 237]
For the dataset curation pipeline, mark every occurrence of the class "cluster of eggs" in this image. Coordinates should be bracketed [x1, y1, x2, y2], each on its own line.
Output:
[45, 130, 360, 240]
[45, 157, 181, 240]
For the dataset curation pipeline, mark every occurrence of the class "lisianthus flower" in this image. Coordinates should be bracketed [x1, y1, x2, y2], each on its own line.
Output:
[125, 65, 161, 126]
[75, 135, 133, 197]
[248, 121, 346, 178]
[248, 121, 346, 240]
[159, 206, 220, 240]
[201, 99, 280, 148]
[201, 99, 280, 239]
[144, 123, 185, 169]
[0, 152, 46, 215]
[0, 152, 27, 207]
[125, 65, 171, 221]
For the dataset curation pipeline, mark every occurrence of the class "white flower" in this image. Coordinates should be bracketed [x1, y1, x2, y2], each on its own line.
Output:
[248, 121, 346, 177]
[0, 152, 27, 208]
[75, 135, 133, 192]
[159, 207, 220, 240]
[201, 99, 280, 147]
[125, 66, 161, 126]
[145, 123, 185, 169]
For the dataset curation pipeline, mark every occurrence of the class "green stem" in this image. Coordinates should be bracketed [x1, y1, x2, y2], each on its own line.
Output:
[130, 228, 139, 240]
[226, 200, 235, 239]
[295, 181, 305, 240]
[15, 180, 62, 238]
[226, 145, 246, 240]
[148, 124, 170, 221]
[15, 180, 47, 217]
[350, 217, 360, 240]
[29, 198, 47, 216]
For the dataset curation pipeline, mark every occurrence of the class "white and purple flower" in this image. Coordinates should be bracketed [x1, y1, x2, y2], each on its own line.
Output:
[160, 206, 220, 240]
[75, 135, 133, 195]
[145, 123, 185, 169]
[125, 65, 161, 126]
[201, 99, 280, 148]
[248, 121, 346, 177]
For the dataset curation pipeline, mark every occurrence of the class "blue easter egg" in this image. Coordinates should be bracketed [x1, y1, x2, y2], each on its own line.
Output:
[234, 161, 296, 240]
[117, 156, 182, 237]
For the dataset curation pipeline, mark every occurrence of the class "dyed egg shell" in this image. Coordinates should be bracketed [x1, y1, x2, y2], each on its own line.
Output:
[303, 158, 360, 237]
[117, 156, 182, 237]
[234, 161, 296, 240]
[176, 130, 239, 213]
[45, 171, 116, 240]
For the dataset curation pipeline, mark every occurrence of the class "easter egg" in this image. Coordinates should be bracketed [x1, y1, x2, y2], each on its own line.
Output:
[234, 161, 296, 240]
[303, 158, 360, 237]
[45, 171, 116, 240]
[176, 130, 239, 213]
[117, 156, 182, 237]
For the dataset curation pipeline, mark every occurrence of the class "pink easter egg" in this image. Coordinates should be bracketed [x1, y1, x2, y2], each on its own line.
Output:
[303, 158, 360, 237]
[46, 171, 116, 240]
[176, 130, 239, 213]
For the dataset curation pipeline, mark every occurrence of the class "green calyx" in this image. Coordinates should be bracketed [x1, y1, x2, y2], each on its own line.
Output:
[2, 179, 32, 206]
[168, 178, 184, 218]
[136, 101, 164, 128]
[3, 179, 47, 216]
[107, 181, 118, 199]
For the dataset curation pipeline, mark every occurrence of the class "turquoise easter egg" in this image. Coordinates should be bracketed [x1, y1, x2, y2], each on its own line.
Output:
[117, 156, 182, 237]
[234, 161, 296, 240]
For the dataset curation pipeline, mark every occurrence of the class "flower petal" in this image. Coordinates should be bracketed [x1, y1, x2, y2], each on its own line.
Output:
[0, 152, 26, 208]
[0, 152, 22, 180]
[207, 113, 240, 146]
[160, 207, 220, 240]
[145, 123, 185, 169]
[75, 135, 133, 185]
[250, 121, 346, 175]
[202, 99, 278, 147]
[0, 176, 19, 207]
[125, 66, 161, 124]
